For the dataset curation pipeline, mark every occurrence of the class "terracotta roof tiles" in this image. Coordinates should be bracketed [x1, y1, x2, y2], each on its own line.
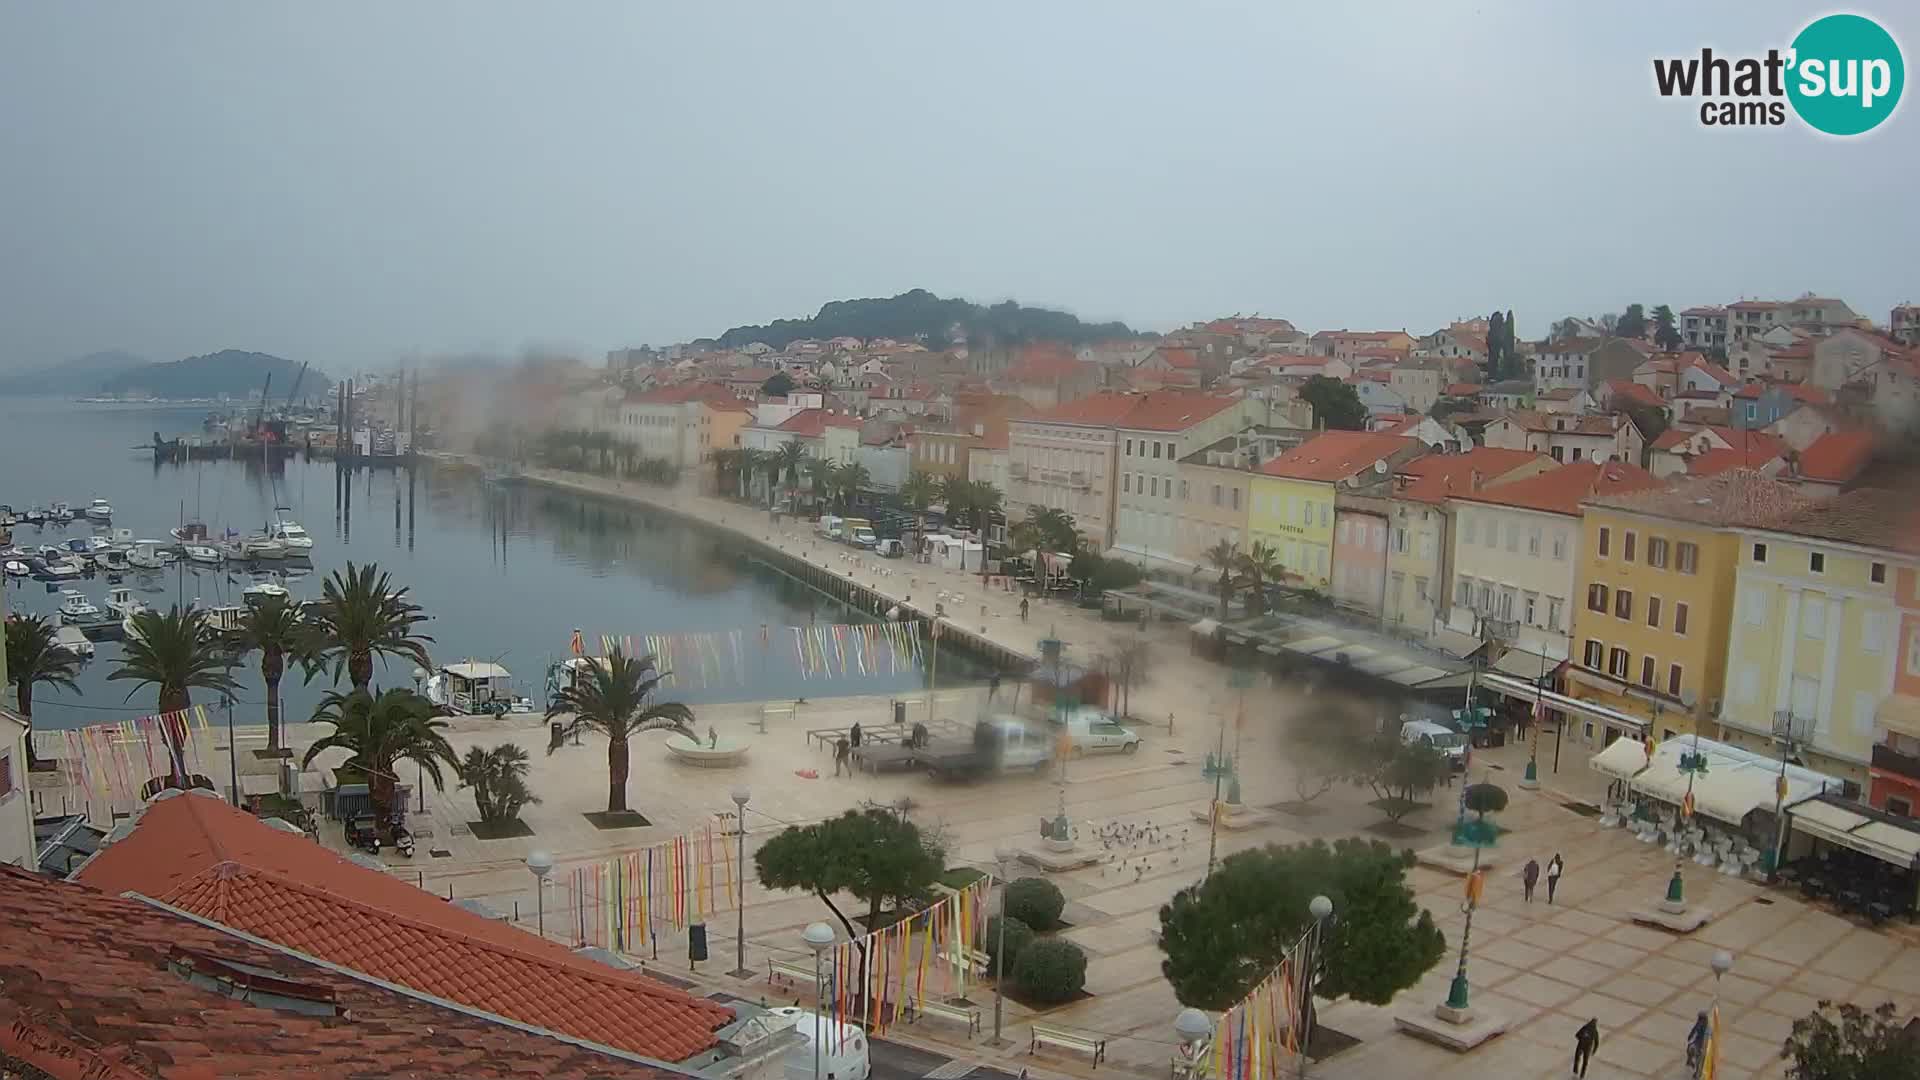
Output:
[1397, 447, 1550, 504]
[1796, 429, 1876, 483]
[1454, 460, 1664, 516]
[0, 864, 692, 1079]
[1259, 431, 1414, 483]
[1585, 468, 1811, 526]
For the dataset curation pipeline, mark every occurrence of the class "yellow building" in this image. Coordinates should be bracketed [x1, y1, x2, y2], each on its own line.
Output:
[1249, 431, 1419, 591]
[1714, 490, 1918, 789]
[1567, 470, 1810, 744]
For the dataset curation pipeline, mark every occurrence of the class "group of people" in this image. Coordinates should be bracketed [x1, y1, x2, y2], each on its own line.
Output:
[1520, 852, 1565, 904]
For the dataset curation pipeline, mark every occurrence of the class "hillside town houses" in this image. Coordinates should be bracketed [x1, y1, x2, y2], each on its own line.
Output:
[578, 291, 1920, 787]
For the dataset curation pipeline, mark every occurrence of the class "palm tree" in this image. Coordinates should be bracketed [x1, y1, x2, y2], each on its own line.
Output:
[711, 448, 742, 496]
[1202, 539, 1240, 618]
[5, 613, 81, 772]
[965, 480, 1002, 529]
[760, 450, 785, 508]
[774, 439, 808, 506]
[459, 742, 541, 826]
[546, 648, 695, 815]
[1237, 541, 1284, 615]
[901, 470, 937, 531]
[804, 456, 838, 510]
[735, 448, 763, 501]
[836, 461, 872, 514]
[305, 562, 433, 691]
[235, 595, 307, 755]
[1026, 506, 1080, 553]
[301, 687, 456, 824]
[110, 606, 238, 781]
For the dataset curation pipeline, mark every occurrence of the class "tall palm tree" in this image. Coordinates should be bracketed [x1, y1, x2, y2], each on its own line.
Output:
[236, 595, 307, 755]
[1025, 506, 1080, 553]
[110, 606, 238, 781]
[305, 562, 433, 691]
[1237, 541, 1284, 615]
[804, 456, 838, 510]
[964, 480, 1002, 529]
[1202, 539, 1241, 618]
[735, 448, 763, 501]
[901, 470, 937, 531]
[546, 648, 695, 814]
[301, 687, 455, 824]
[836, 461, 872, 514]
[774, 439, 808, 506]
[5, 613, 82, 771]
[760, 450, 785, 508]
[711, 448, 742, 496]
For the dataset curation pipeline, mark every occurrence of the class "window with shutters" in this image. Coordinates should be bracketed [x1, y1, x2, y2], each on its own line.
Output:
[1608, 647, 1630, 678]
[1615, 589, 1633, 620]
[1668, 664, 1684, 697]
[1588, 583, 1609, 612]
[1527, 526, 1541, 557]
[1548, 596, 1564, 631]
[1791, 674, 1820, 720]
[1456, 578, 1472, 606]
[1640, 655, 1655, 688]
[1675, 601, 1690, 635]
[1624, 531, 1637, 562]
[1647, 537, 1669, 569]
[1677, 542, 1698, 574]
[1523, 592, 1537, 624]
[1647, 596, 1662, 628]
[1598, 527, 1611, 557]
[1584, 639, 1604, 669]
[1802, 595, 1827, 640]
[1552, 531, 1567, 561]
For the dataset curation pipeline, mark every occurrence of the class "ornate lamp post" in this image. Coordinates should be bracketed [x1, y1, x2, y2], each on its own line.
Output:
[991, 846, 1015, 1046]
[802, 922, 837, 1080]
[729, 786, 753, 977]
[1665, 735, 1711, 912]
[412, 666, 429, 812]
[1520, 650, 1548, 790]
[526, 850, 554, 939]
[1440, 781, 1502, 1022]
[1173, 1008, 1214, 1080]
[1303, 895, 1334, 1074]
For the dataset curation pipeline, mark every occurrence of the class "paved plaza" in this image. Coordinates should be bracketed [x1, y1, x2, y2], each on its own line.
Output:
[32, 469, 1920, 1080]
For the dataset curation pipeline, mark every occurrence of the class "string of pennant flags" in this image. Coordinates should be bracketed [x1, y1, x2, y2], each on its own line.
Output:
[57, 706, 213, 808]
[568, 621, 927, 686]
[568, 824, 739, 948]
[1210, 924, 1315, 1080]
[822, 875, 993, 1046]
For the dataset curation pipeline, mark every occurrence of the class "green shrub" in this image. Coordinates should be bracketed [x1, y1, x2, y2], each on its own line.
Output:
[1004, 876, 1066, 930]
[1012, 938, 1087, 1003]
[984, 915, 1035, 977]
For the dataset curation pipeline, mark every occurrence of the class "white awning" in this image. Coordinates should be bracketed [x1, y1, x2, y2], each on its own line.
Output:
[1590, 737, 1651, 782]
[1789, 800, 1920, 867]
[1386, 665, 1451, 686]
[1491, 648, 1560, 681]
[1429, 628, 1485, 659]
[443, 662, 511, 680]
[1623, 736, 1841, 827]
[1284, 635, 1345, 656]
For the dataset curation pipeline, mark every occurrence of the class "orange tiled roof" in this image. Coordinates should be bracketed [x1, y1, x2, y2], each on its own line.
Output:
[0, 866, 690, 1079]
[1455, 460, 1664, 516]
[1797, 429, 1876, 483]
[774, 409, 863, 437]
[1006, 343, 1090, 383]
[1259, 431, 1414, 483]
[1397, 447, 1550, 504]
[1022, 391, 1143, 426]
[1585, 468, 1811, 526]
[1115, 390, 1243, 432]
[1689, 444, 1784, 477]
[74, 793, 734, 1062]
[1605, 379, 1665, 409]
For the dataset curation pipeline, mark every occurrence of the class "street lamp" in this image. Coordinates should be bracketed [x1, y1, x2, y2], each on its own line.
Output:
[1696, 951, 1734, 1079]
[1174, 1008, 1213, 1080]
[526, 850, 554, 939]
[729, 787, 753, 978]
[802, 922, 837, 1080]
[991, 846, 1015, 1046]
[412, 666, 429, 812]
[1304, 895, 1333, 1075]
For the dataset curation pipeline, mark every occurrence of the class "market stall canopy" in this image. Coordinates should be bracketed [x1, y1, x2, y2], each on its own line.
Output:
[1610, 734, 1842, 826]
[1491, 647, 1564, 681]
[1189, 619, 1220, 636]
[1590, 736, 1652, 782]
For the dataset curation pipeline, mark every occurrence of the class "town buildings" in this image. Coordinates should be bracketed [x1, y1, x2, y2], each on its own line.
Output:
[0, 585, 30, 870]
[1249, 431, 1422, 591]
[1006, 393, 1137, 550]
[1109, 392, 1260, 567]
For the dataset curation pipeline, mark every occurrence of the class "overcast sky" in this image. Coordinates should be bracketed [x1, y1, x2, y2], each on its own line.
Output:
[2, 2, 1914, 372]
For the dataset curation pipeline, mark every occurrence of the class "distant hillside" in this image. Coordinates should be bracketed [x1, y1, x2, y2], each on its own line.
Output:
[0, 350, 146, 394]
[713, 289, 1142, 351]
[99, 350, 325, 400]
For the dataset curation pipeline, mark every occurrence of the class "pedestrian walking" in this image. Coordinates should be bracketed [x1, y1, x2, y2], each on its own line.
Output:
[848, 722, 863, 749]
[1546, 852, 1564, 904]
[1572, 1018, 1600, 1077]
[1019, 597, 1030, 622]
[1521, 857, 1540, 903]
[833, 737, 851, 777]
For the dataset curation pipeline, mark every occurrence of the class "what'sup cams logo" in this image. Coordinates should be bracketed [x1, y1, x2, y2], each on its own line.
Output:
[1654, 13, 1904, 135]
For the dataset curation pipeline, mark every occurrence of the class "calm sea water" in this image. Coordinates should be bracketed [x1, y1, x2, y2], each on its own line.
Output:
[0, 398, 979, 730]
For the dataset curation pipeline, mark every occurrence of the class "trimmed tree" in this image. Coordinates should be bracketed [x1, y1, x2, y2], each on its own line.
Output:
[1012, 938, 1088, 1004]
[1784, 1000, 1920, 1080]
[1005, 876, 1066, 931]
[1158, 838, 1445, 1011]
[984, 915, 1035, 978]
[459, 743, 541, 827]
[755, 808, 945, 1007]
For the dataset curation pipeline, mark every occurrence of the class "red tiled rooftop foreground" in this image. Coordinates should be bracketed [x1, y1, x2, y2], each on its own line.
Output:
[75, 790, 734, 1063]
[0, 864, 694, 1079]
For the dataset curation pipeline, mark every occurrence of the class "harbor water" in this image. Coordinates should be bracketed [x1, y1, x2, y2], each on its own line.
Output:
[0, 398, 988, 730]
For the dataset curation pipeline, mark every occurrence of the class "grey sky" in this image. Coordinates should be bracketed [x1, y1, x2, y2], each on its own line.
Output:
[2, 2, 1914, 372]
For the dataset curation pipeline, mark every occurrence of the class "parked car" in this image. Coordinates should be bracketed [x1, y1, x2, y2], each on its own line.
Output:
[1058, 707, 1142, 755]
[1400, 719, 1468, 771]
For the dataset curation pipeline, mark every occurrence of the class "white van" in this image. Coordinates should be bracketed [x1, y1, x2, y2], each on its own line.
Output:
[1059, 708, 1142, 756]
[1400, 720, 1468, 771]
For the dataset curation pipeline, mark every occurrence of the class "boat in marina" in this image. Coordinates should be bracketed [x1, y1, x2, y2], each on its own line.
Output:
[267, 507, 314, 552]
[183, 544, 223, 565]
[240, 535, 288, 560]
[425, 661, 534, 715]
[100, 548, 130, 573]
[85, 498, 113, 521]
[52, 625, 94, 659]
[105, 585, 147, 620]
[242, 576, 290, 604]
[48, 503, 74, 523]
[57, 589, 105, 625]
[192, 600, 249, 635]
[127, 540, 166, 570]
[37, 556, 82, 579]
[3, 559, 28, 577]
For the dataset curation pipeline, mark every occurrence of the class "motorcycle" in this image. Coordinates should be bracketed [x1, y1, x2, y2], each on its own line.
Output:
[345, 814, 382, 855]
[387, 811, 416, 859]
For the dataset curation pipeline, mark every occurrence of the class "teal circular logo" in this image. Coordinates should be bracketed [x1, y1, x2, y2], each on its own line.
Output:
[1787, 14, 1904, 135]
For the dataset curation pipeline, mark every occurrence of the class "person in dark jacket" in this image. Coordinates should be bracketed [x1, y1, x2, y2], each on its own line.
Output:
[1522, 857, 1540, 902]
[1573, 1018, 1600, 1077]
[1546, 853, 1564, 904]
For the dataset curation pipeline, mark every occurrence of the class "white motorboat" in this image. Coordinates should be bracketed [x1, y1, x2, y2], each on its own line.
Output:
[105, 586, 148, 621]
[48, 502, 74, 523]
[39, 557, 82, 580]
[268, 507, 315, 552]
[52, 625, 94, 659]
[243, 577, 290, 604]
[100, 549, 130, 572]
[84, 498, 113, 520]
[425, 661, 531, 714]
[191, 600, 248, 635]
[57, 590, 104, 624]
[241, 535, 288, 560]
[184, 544, 223, 565]
[3, 560, 28, 577]
[127, 541, 166, 570]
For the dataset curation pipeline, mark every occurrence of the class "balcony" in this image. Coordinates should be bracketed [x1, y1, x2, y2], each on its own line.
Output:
[1872, 742, 1920, 783]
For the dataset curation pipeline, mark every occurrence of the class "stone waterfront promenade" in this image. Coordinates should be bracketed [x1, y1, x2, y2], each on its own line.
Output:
[31, 464, 1920, 1080]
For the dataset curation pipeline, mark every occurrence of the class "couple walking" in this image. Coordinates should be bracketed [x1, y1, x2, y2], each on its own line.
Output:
[1521, 853, 1564, 903]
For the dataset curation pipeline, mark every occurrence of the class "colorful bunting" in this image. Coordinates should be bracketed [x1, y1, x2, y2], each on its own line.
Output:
[58, 706, 212, 810]
[1210, 923, 1316, 1080]
[575, 622, 925, 687]
[566, 822, 743, 949]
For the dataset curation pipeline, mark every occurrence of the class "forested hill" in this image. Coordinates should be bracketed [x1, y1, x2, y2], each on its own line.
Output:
[98, 349, 323, 399]
[712, 289, 1141, 350]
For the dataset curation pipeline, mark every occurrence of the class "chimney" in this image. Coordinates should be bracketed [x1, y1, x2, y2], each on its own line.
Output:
[1469, 469, 1483, 492]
